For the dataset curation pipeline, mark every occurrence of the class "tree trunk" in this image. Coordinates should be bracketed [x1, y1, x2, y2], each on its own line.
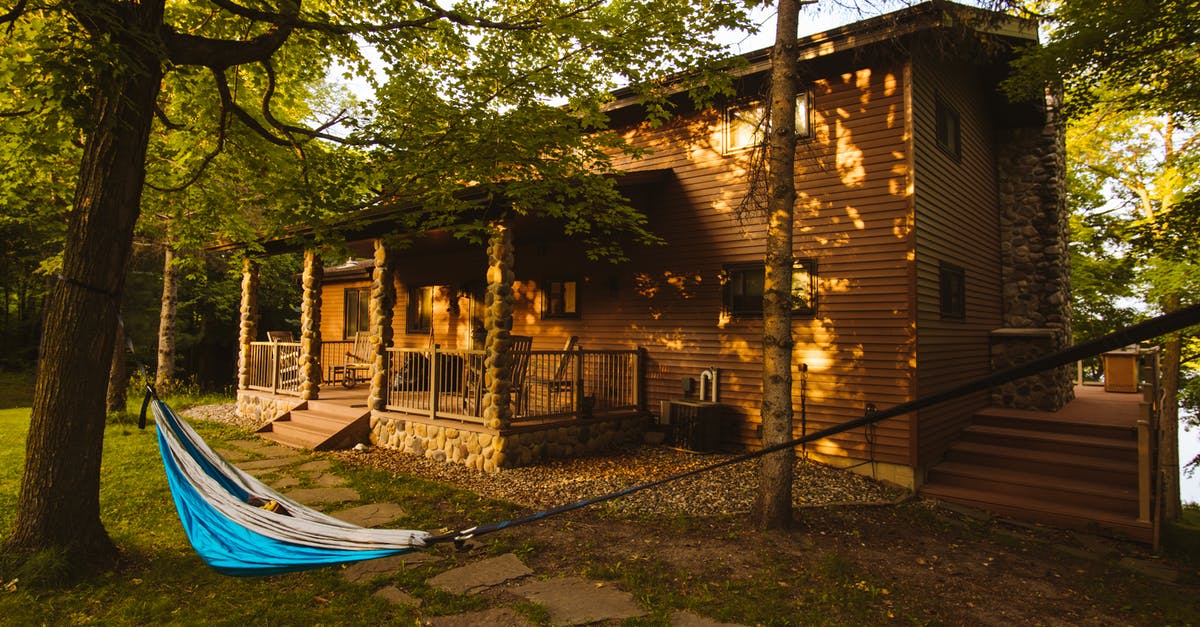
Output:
[1160, 293, 1183, 521]
[4, 5, 165, 574]
[106, 321, 128, 413]
[156, 241, 178, 392]
[753, 0, 801, 530]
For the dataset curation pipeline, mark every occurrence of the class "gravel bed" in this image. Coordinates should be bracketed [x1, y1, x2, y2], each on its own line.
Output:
[185, 403, 908, 517]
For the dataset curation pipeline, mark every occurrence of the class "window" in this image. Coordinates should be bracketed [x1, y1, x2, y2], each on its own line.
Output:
[406, 285, 434, 334]
[935, 95, 961, 159]
[542, 279, 579, 318]
[724, 260, 818, 318]
[343, 287, 370, 339]
[939, 262, 966, 319]
[723, 90, 813, 154]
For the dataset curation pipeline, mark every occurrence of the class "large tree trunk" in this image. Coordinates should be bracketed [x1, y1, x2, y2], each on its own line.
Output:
[156, 241, 178, 392]
[4, 5, 164, 574]
[1160, 294, 1183, 521]
[753, 0, 801, 530]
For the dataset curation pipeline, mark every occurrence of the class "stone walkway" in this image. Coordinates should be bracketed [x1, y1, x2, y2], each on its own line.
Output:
[216, 438, 746, 626]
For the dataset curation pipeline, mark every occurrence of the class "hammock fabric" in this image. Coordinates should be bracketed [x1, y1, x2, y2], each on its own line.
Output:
[151, 399, 428, 576]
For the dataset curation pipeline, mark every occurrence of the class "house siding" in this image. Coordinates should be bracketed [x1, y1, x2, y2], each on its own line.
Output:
[909, 43, 1005, 472]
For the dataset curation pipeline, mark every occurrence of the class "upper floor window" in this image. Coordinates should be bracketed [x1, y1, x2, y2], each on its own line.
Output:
[343, 287, 370, 339]
[406, 285, 434, 334]
[542, 279, 579, 319]
[724, 90, 813, 154]
[935, 95, 961, 159]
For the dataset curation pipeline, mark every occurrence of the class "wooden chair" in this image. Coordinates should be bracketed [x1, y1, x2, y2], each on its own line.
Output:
[463, 334, 533, 416]
[334, 332, 373, 389]
[267, 331, 299, 389]
[527, 336, 578, 414]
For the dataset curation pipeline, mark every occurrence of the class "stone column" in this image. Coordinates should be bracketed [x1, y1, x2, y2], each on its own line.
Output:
[993, 92, 1074, 411]
[299, 250, 323, 400]
[481, 223, 517, 440]
[236, 258, 260, 390]
[367, 238, 395, 412]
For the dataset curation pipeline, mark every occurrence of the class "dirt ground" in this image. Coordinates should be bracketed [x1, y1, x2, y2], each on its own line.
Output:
[477, 499, 1199, 625]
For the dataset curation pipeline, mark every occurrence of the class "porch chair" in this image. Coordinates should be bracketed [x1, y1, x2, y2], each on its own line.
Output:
[333, 332, 373, 389]
[462, 334, 533, 416]
[527, 335, 578, 413]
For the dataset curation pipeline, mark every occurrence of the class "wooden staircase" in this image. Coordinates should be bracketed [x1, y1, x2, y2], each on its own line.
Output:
[257, 399, 371, 451]
[919, 406, 1152, 542]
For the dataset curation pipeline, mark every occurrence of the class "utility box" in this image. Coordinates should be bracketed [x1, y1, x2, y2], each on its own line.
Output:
[661, 400, 723, 452]
[1103, 349, 1141, 393]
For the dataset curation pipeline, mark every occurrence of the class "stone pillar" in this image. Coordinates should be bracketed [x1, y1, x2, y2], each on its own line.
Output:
[299, 250, 323, 400]
[481, 223, 517, 440]
[367, 238, 395, 412]
[992, 92, 1074, 411]
[236, 258, 260, 390]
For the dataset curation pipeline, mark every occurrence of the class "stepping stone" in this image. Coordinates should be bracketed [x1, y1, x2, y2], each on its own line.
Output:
[428, 553, 533, 595]
[510, 577, 646, 625]
[372, 585, 421, 607]
[425, 607, 532, 627]
[284, 487, 360, 505]
[214, 447, 255, 462]
[341, 553, 441, 583]
[671, 610, 748, 627]
[271, 476, 301, 490]
[237, 457, 299, 471]
[331, 503, 408, 528]
[313, 473, 348, 488]
[228, 439, 297, 458]
[296, 460, 333, 473]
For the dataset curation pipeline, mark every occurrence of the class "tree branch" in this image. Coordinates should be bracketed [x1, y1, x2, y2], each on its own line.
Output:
[211, 65, 291, 146]
[1, 0, 28, 28]
[161, 0, 298, 68]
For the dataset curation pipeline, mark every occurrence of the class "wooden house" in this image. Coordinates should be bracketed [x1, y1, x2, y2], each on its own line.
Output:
[232, 3, 1158, 541]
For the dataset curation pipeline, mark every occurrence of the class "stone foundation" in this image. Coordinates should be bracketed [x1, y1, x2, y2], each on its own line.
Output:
[370, 411, 647, 472]
[236, 390, 304, 427]
[989, 329, 1075, 411]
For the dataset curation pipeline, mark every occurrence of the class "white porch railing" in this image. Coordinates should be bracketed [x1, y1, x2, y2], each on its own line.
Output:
[245, 341, 303, 396]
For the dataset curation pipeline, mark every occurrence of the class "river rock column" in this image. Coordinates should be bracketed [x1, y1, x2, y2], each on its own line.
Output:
[481, 224, 517, 442]
[299, 250, 323, 400]
[235, 258, 260, 390]
[367, 238, 395, 412]
[993, 92, 1073, 411]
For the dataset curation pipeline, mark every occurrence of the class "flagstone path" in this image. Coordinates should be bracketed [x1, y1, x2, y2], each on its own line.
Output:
[220, 437, 747, 626]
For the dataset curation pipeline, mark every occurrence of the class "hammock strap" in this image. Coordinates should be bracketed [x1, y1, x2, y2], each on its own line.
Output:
[426, 302, 1200, 546]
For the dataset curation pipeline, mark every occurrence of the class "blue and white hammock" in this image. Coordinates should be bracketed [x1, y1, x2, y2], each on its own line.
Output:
[150, 399, 428, 576]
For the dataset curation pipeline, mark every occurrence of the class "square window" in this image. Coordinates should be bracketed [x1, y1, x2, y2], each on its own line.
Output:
[406, 285, 434, 334]
[543, 279, 579, 318]
[935, 96, 961, 159]
[723, 263, 765, 317]
[343, 287, 370, 339]
[939, 263, 966, 319]
[790, 259, 817, 315]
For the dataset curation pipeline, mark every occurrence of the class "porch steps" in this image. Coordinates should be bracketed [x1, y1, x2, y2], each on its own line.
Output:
[257, 400, 371, 451]
[919, 407, 1151, 543]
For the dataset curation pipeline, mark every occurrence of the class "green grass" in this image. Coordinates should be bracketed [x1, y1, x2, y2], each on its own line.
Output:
[0, 396, 526, 624]
[0, 371, 34, 409]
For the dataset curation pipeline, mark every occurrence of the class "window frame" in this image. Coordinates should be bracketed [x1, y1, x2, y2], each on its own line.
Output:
[939, 262, 966, 320]
[723, 89, 814, 154]
[790, 258, 818, 316]
[723, 260, 818, 319]
[342, 287, 370, 340]
[406, 284, 435, 334]
[935, 94, 962, 160]
[541, 278, 580, 319]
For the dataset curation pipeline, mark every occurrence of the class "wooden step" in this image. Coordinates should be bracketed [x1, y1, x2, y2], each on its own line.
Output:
[260, 421, 328, 450]
[945, 440, 1138, 487]
[927, 461, 1138, 515]
[919, 483, 1151, 543]
[257, 402, 371, 451]
[971, 409, 1136, 441]
[959, 424, 1136, 460]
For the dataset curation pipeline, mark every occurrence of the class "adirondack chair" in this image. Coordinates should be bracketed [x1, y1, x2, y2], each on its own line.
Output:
[527, 336, 578, 414]
[333, 332, 373, 389]
[463, 335, 533, 416]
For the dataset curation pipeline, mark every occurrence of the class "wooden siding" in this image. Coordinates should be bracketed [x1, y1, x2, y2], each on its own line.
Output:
[909, 42, 1005, 470]
[313, 61, 922, 467]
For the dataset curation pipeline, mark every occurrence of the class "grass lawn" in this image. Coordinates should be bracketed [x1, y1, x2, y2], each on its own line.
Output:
[0, 399, 525, 625]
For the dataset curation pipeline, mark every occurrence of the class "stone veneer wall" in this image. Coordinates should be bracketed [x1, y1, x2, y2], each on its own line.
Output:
[992, 96, 1074, 411]
[370, 412, 646, 472]
[237, 390, 304, 427]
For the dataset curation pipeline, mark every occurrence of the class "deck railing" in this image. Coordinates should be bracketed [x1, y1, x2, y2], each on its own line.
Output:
[320, 340, 355, 384]
[384, 346, 641, 424]
[245, 341, 303, 396]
